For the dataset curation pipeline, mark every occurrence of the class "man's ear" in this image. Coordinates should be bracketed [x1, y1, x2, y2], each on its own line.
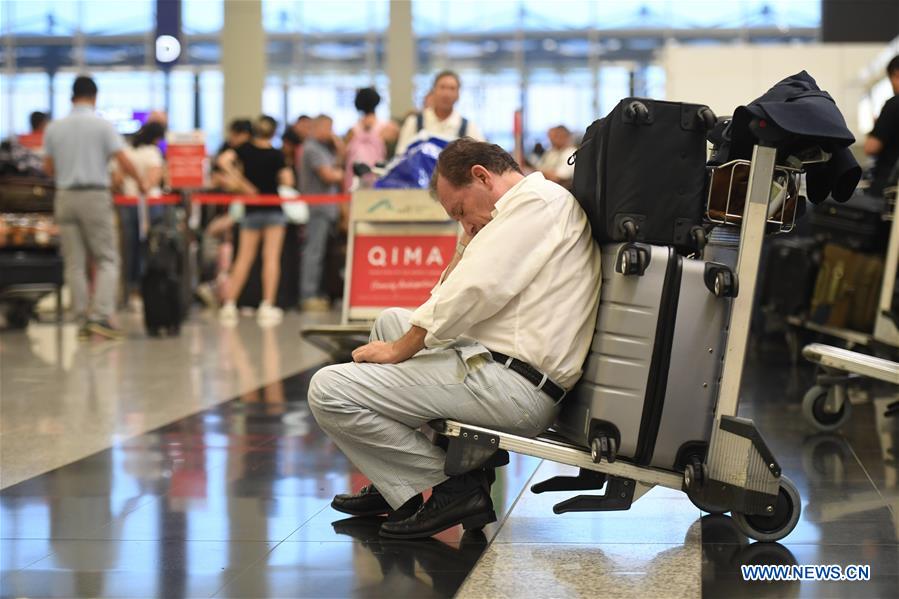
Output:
[470, 164, 490, 187]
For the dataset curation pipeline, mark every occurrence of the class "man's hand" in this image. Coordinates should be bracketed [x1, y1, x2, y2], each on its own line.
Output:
[352, 325, 428, 365]
[352, 341, 401, 364]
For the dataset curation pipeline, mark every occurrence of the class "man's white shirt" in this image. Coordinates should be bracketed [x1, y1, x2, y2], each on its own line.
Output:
[410, 172, 601, 390]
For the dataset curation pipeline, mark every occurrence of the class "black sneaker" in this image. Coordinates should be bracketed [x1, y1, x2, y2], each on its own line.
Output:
[77, 322, 91, 340]
[88, 320, 126, 340]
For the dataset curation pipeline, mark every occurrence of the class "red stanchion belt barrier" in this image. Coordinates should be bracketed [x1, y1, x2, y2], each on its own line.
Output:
[114, 194, 182, 206]
[190, 193, 351, 205]
[114, 193, 351, 206]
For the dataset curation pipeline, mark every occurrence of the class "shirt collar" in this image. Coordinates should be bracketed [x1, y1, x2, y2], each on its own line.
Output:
[71, 104, 94, 114]
[491, 172, 542, 217]
[425, 106, 458, 124]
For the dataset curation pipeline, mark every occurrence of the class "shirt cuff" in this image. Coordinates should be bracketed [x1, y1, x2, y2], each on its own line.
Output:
[409, 299, 452, 349]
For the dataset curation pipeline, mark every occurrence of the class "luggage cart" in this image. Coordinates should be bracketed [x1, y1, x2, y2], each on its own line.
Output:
[800, 342, 899, 430]
[437, 133, 805, 542]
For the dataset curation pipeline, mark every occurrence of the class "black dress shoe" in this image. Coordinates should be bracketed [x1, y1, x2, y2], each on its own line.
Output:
[331, 484, 423, 519]
[379, 485, 496, 539]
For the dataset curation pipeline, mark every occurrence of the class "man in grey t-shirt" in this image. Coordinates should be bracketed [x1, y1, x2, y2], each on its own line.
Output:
[299, 115, 344, 311]
[43, 75, 146, 339]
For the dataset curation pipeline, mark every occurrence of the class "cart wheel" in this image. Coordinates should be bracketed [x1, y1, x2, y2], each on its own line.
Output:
[732, 476, 801, 542]
[802, 385, 851, 432]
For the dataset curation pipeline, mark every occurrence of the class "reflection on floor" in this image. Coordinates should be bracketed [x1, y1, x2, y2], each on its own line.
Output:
[1, 328, 898, 598]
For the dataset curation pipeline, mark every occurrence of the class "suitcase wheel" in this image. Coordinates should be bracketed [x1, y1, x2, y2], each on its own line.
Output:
[697, 106, 717, 131]
[704, 263, 738, 298]
[590, 434, 617, 464]
[624, 100, 650, 123]
[616, 244, 649, 276]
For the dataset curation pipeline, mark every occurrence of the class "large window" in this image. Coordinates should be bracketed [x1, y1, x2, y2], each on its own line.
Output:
[264, 0, 388, 33]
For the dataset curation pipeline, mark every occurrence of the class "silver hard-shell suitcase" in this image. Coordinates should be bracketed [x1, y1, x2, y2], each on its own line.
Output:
[556, 241, 732, 470]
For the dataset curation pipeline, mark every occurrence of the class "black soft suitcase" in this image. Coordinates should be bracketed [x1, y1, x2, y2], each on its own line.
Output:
[572, 97, 716, 252]
[809, 192, 888, 252]
[142, 225, 184, 336]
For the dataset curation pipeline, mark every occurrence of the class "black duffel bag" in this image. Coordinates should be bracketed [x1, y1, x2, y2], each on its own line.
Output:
[571, 97, 716, 252]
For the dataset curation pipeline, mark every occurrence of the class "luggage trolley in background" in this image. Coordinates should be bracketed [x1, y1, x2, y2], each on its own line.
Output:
[438, 128, 807, 543]
[799, 182, 899, 430]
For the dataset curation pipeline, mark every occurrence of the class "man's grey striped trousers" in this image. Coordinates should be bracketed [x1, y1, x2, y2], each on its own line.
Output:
[307, 308, 558, 509]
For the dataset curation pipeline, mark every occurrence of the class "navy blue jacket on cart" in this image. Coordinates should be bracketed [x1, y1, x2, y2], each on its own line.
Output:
[715, 71, 861, 204]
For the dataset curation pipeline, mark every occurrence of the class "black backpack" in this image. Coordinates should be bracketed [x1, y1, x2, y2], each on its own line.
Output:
[572, 98, 716, 252]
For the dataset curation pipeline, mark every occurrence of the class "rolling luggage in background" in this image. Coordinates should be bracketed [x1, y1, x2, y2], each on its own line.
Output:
[809, 193, 888, 253]
[142, 224, 185, 336]
[556, 242, 733, 470]
[810, 243, 884, 332]
[759, 236, 820, 319]
[848, 253, 884, 332]
[571, 98, 716, 252]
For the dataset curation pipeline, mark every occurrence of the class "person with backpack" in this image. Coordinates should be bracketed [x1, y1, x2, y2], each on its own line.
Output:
[395, 70, 484, 155]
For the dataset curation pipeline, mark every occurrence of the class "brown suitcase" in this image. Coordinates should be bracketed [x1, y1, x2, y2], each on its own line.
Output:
[811, 244, 884, 332]
[848, 253, 884, 332]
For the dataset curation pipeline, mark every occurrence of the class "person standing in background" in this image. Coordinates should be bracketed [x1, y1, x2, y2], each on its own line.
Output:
[395, 70, 484, 155]
[343, 87, 398, 191]
[211, 118, 253, 192]
[536, 125, 577, 189]
[217, 115, 295, 327]
[292, 115, 313, 188]
[29, 111, 49, 136]
[865, 55, 899, 197]
[43, 75, 147, 340]
[299, 115, 344, 312]
[112, 121, 167, 311]
[281, 128, 301, 186]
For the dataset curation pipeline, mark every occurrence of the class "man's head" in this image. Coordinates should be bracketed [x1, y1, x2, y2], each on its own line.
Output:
[888, 55, 899, 95]
[430, 70, 460, 116]
[227, 118, 253, 147]
[72, 75, 98, 105]
[430, 138, 524, 237]
[281, 128, 300, 154]
[312, 115, 333, 142]
[294, 115, 312, 140]
[29, 111, 49, 133]
[548, 125, 571, 150]
[252, 115, 278, 140]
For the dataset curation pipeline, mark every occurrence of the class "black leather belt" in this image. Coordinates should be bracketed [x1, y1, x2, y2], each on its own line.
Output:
[489, 350, 566, 402]
[63, 185, 108, 191]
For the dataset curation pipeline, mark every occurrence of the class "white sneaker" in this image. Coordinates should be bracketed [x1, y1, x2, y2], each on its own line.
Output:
[257, 303, 284, 327]
[219, 302, 239, 326]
